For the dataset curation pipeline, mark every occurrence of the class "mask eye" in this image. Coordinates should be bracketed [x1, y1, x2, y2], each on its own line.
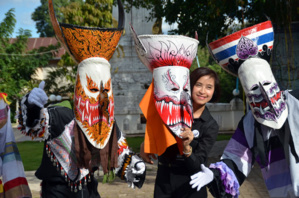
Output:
[251, 85, 259, 91]
[171, 88, 179, 91]
[263, 82, 271, 86]
[90, 88, 99, 93]
[183, 88, 189, 92]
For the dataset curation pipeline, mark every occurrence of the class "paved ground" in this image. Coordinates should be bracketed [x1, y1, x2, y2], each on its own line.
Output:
[24, 140, 270, 198]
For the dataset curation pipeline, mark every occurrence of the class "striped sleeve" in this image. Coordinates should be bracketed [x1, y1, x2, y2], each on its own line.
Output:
[221, 125, 253, 177]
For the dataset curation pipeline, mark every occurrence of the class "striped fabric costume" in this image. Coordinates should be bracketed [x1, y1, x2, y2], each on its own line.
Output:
[221, 89, 299, 198]
[190, 21, 299, 198]
[0, 93, 31, 198]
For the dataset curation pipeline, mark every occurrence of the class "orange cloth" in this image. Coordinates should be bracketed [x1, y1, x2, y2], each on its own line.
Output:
[139, 82, 183, 156]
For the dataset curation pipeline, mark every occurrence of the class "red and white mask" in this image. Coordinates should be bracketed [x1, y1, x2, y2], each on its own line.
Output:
[153, 66, 193, 137]
[74, 57, 114, 149]
[239, 58, 288, 129]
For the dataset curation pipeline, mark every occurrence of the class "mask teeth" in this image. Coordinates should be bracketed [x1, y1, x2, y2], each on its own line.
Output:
[78, 97, 81, 109]
[259, 105, 264, 115]
[86, 101, 89, 113]
[81, 111, 85, 122]
[252, 97, 255, 106]
[169, 102, 173, 115]
[161, 100, 165, 113]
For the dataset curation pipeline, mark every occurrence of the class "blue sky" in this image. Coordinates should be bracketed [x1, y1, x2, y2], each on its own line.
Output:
[0, 0, 41, 38]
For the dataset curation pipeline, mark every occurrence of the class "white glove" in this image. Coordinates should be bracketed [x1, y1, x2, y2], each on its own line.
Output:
[190, 164, 214, 191]
[28, 81, 48, 108]
[126, 155, 146, 189]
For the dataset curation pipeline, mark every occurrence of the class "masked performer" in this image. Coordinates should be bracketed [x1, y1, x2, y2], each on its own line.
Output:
[190, 20, 299, 198]
[17, 0, 145, 197]
[131, 27, 220, 198]
[0, 93, 32, 198]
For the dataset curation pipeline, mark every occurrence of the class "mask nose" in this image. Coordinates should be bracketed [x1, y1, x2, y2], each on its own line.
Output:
[258, 82, 277, 116]
[180, 91, 193, 119]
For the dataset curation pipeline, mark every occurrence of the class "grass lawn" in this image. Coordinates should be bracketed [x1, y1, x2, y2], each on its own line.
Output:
[17, 141, 44, 171]
[18, 134, 232, 171]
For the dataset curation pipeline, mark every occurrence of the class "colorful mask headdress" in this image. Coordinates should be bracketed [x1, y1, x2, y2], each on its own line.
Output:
[208, 20, 287, 129]
[131, 26, 199, 155]
[48, 0, 125, 148]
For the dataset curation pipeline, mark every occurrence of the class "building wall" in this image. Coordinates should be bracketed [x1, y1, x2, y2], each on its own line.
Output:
[110, 6, 154, 134]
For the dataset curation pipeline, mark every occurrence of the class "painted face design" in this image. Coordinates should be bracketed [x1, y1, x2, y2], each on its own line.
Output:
[153, 66, 193, 137]
[0, 99, 8, 129]
[74, 57, 114, 149]
[239, 58, 288, 129]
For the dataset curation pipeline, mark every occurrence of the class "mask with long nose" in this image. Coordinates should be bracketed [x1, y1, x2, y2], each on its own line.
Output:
[153, 66, 193, 136]
[48, 0, 124, 148]
[239, 58, 288, 129]
[74, 57, 114, 148]
[130, 26, 198, 138]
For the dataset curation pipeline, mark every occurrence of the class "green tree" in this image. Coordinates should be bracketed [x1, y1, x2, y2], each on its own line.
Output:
[60, 0, 113, 27]
[32, 0, 83, 37]
[0, 9, 58, 120]
[190, 47, 240, 103]
[122, 0, 298, 46]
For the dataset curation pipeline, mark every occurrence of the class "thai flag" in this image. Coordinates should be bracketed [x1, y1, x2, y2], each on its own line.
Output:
[209, 21, 274, 68]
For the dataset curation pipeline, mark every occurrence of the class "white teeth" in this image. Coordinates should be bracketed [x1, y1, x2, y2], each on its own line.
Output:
[167, 116, 169, 125]
[86, 101, 89, 113]
[89, 115, 91, 126]
[169, 102, 173, 115]
[259, 105, 264, 115]
[252, 97, 255, 106]
[78, 97, 81, 109]
[161, 100, 165, 113]
[82, 111, 84, 122]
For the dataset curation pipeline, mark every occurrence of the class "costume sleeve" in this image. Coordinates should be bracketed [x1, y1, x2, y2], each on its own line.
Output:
[114, 122, 146, 188]
[115, 122, 133, 178]
[18, 93, 74, 140]
[208, 118, 252, 197]
[18, 93, 49, 139]
[185, 120, 219, 173]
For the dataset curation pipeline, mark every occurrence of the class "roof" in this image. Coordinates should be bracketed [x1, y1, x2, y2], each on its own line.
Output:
[9, 37, 66, 59]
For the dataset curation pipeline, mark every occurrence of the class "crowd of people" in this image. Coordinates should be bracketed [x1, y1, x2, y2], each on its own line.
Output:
[0, 0, 298, 198]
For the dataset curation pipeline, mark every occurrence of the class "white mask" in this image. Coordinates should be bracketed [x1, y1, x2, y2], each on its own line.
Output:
[74, 57, 114, 149]
[153, 66, 193, 137]
[239, 58, 288, 129]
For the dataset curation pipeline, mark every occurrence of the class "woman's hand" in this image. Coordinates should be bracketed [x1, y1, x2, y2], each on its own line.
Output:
[139, 141, 157, 164]
[180, 127, 194, 157]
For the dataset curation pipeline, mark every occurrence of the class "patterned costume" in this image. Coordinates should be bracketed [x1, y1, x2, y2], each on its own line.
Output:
[0, 93, 31, 198]
[17, 0, 145, 197]
[190, 21, 299, 198]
